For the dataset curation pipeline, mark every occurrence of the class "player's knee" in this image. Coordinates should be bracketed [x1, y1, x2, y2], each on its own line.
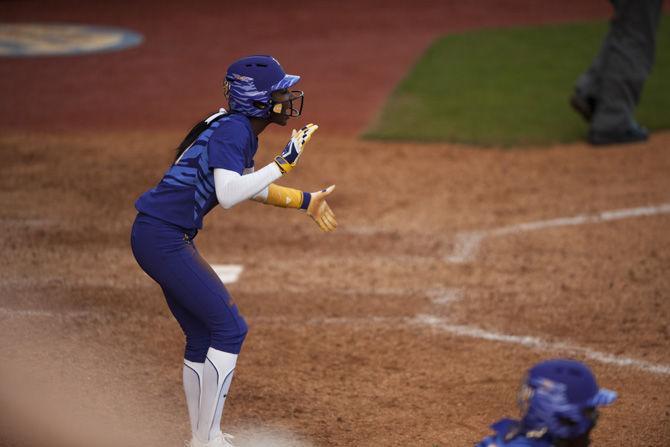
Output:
[184, 334, 211, 363]
[237, 314, 249, 342]
[210, 314, 248, 354]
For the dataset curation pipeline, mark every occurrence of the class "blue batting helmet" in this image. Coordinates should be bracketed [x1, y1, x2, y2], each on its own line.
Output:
[224, 55, 302, 118]
[518, 359, 617, 440]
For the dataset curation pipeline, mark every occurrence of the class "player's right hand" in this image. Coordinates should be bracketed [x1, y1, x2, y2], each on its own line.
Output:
[307, 184, 337, 232]
[274, 123, 318, 174]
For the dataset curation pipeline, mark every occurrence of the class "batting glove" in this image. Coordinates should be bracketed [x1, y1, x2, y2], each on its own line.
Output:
[274, 123, 318, 174]
[307, 185, 337, 232]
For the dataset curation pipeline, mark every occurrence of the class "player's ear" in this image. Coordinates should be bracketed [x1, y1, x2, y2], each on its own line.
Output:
[223, 80, 230, 100]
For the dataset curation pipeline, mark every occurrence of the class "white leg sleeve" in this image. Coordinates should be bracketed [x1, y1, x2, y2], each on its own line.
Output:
[195, 348, 237, 443]
[183, 359, 205, 435]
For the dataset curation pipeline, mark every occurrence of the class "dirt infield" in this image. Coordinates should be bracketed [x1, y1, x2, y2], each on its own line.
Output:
[1, 1, 669, 446]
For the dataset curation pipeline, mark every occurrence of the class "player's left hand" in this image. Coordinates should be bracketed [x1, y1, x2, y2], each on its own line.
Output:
[307, 185, 337, 232]
[275, 123, 318, 174]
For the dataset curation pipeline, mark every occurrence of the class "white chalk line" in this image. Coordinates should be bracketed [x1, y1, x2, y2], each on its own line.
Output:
[5, 296, 668, 376]
[412, 315, 670, 375]
[255, 314, 670, 375]
[0, 308, 95, 319]
[426, 287, 464, 305]
[440, 202, 670, 376]
[7, 202, 670, 376]
[259, 314, 670, 376]
[3, 303, 669, 376]
[446, 202, 670, 263]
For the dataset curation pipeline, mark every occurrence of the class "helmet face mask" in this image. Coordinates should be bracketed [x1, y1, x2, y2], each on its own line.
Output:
[268, 90, 304, 117]
[253, 89, 305, 126]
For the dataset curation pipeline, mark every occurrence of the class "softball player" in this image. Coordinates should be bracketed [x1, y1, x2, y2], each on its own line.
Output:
[131, 55, 336, 447]
[476, 359, 617, 447]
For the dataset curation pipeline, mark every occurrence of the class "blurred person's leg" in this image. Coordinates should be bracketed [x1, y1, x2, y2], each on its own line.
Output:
[572, 0, 619, 122]
[572, 27, 611, 119]
[572, 0, 663, 144]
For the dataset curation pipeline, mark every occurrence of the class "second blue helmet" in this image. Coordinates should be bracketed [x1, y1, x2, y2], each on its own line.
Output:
[519, 359, 617, 440]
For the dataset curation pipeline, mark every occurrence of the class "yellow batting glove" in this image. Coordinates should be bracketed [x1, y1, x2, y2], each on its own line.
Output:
[306, 185, 337, 232]
[274, 123, 319, 174]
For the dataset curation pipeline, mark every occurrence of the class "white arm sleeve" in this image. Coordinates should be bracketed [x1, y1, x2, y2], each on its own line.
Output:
[214, 163, 282, 209]
[242, 166, 269, 201]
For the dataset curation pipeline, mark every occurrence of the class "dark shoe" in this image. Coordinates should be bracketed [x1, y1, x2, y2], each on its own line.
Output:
[570, 93, 596, 122]
[588, 123, 649, 146]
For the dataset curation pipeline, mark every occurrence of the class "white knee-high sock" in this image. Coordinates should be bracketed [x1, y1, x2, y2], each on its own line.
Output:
[196, 348, 237, 442]
[183, 359, 205, 435]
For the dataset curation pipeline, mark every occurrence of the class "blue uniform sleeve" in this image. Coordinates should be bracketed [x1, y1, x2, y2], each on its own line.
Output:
[475, 419, 545, 447]
[476, 435, 539, 447]
[476, 434, 499, 447]
[207, 120, 251, 174]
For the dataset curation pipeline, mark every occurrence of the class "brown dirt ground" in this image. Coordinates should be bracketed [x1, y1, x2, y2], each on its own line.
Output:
[1, 1, 669, 446]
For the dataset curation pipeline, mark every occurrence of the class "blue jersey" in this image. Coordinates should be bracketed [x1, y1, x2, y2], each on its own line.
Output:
[135, 112, 258, 230]
[477, 419, 554, 447]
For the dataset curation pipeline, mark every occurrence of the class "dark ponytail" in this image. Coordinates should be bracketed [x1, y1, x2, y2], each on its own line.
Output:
[174, 110, 229, 162]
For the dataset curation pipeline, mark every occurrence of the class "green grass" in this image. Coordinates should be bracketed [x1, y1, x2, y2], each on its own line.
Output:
[364, 16, 670, 147]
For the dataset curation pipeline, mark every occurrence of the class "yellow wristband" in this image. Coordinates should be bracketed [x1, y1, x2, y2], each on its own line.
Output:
[266, 184, 305, 209]
[274, 156, 292, 174]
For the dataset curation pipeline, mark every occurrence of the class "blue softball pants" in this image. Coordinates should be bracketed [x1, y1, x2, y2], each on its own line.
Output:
[130, 213, 248, 362]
